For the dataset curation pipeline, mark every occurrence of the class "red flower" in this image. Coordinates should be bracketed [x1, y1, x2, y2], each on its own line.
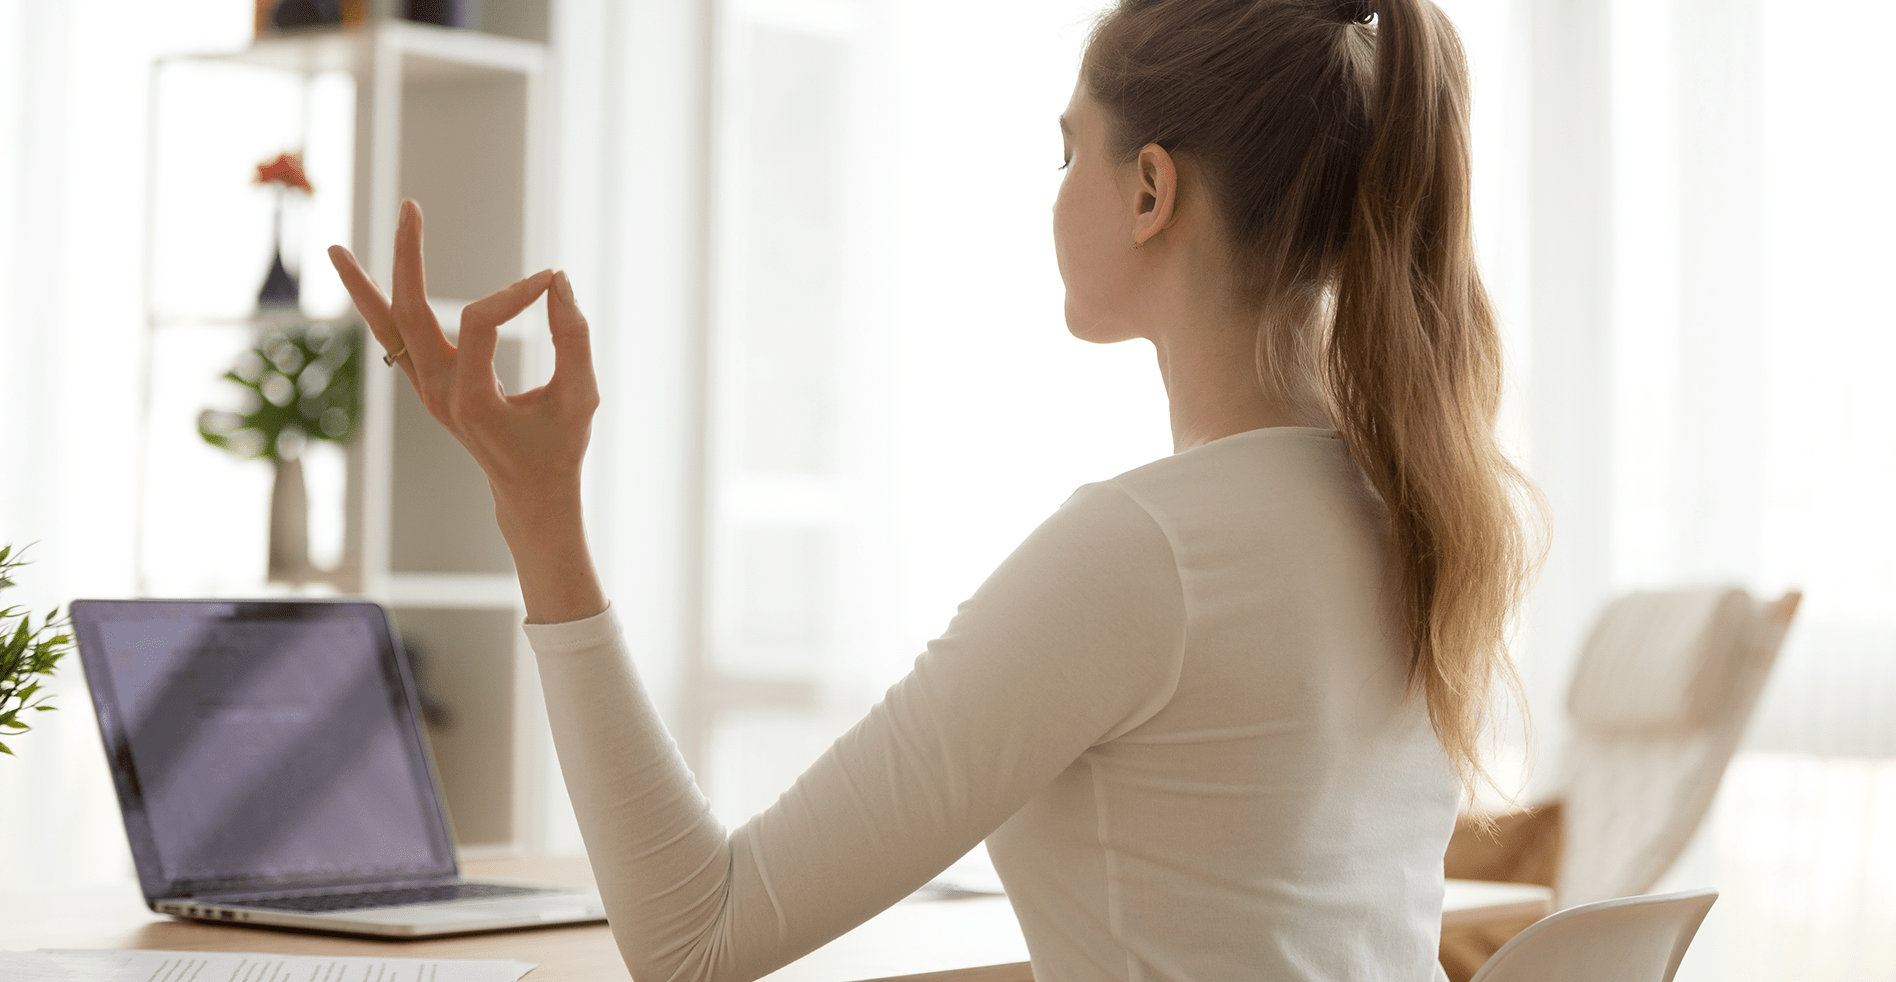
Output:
[255, 151, 314, 193]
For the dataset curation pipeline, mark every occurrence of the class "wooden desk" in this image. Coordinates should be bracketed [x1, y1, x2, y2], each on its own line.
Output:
[0, 859, 627, 982]
[0, 859, 1549, 982]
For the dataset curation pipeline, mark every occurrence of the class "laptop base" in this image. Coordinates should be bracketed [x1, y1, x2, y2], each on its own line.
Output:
[157, 877, 608, 939]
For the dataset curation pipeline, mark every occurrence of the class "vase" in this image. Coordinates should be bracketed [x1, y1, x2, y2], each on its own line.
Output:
[268, 456, 310, 585]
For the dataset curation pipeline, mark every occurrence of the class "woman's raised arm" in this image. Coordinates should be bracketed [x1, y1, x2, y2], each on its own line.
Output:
[326, 202, 1188, 982]
[328, 199, 609, 625]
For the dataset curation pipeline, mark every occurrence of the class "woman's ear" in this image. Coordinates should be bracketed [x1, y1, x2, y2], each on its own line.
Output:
[1131, 143, 1178, 248]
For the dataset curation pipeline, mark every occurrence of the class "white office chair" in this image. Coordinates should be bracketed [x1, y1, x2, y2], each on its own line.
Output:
[1441, 589, 1795, 981]
[1553, 588, 1800, 906]
[1468, 889, 1717, 982]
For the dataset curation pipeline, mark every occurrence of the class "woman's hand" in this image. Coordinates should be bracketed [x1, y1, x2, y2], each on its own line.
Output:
[328, 199, 608, 624]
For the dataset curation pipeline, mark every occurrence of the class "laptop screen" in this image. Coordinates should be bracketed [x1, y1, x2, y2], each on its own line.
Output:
[72, 600, 458, 900]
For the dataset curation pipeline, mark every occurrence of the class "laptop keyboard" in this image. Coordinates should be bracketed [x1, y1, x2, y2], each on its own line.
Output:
[230, 882, 550, 913]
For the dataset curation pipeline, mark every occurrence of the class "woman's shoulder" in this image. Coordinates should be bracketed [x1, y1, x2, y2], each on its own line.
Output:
[1108, 426, 1367, 512]
[1030, 426, 1384, 592]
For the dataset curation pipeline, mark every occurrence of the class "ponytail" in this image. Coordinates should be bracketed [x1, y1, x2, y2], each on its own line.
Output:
[1327, 0, 1541, 792]
[1086, 0, 1543, 794]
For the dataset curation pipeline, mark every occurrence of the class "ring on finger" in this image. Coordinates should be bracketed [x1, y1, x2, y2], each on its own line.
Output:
[382, 343, 409, 367]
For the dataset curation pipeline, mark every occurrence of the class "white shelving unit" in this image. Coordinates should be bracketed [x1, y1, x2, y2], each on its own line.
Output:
[141, 11, 553, 856]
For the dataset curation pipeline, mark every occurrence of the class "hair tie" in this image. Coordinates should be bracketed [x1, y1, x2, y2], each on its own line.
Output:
[1334, 0, 1374, 24]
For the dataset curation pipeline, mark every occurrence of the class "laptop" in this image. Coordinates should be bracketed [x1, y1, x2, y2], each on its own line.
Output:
[71, 598, 608, 938]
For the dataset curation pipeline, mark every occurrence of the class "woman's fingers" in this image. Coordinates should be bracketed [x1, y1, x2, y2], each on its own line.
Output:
[390, 199, 431, 313]
[335, 203, 593, 484]
[457, 270, 555, 412]
[547, 271, 599, 401]
[327, 245, 420, 389]
[388, 199, 453, 381]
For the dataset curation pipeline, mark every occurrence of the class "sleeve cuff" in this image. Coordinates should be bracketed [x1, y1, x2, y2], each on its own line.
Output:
[522, 602, 621, 655]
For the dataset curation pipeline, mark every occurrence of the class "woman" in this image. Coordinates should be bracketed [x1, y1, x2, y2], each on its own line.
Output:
[330, 1, 1538, 979]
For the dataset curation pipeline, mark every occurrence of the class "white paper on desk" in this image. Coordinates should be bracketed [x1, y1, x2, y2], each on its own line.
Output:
[0, 951, 82, 982]
[9, 949, 536, 982]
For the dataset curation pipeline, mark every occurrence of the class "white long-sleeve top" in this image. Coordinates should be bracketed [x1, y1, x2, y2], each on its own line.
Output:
[525, 427, 1459, 982]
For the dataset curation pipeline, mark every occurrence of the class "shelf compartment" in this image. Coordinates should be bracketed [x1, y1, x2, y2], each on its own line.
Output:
[397, 54, 530, 301]
[390, 604, 524, 851]
[388, 336, 521, 575]
[201, 21, 546, 79]
[388, 572, 521, 608]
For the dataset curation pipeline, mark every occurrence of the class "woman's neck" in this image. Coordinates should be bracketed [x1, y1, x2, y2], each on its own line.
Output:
[1151, 304, 1318, 453]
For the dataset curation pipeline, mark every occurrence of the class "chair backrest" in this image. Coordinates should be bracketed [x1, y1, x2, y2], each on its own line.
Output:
[1553, 590, 1800, 906]
[1468, 889, 1717, 982]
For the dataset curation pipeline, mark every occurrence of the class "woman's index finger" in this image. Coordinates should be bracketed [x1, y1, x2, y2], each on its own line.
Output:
[328, 246, 422, 389]
[327, 245, 393, 326]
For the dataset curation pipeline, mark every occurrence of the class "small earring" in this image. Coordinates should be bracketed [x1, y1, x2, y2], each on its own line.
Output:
[1132, 239, 1143, 250]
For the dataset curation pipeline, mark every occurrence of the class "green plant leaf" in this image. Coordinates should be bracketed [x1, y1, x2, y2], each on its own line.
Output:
[0, 547, 68, 756]
[201, 325, 363, 463]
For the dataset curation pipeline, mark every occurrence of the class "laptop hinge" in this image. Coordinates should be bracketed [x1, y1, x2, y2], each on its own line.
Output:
[192, 874, 463, 903]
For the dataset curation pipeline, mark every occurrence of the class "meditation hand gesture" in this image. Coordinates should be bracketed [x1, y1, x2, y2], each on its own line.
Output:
[328, 199, 608, 624]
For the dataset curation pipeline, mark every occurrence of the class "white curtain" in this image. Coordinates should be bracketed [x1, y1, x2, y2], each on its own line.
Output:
[1601, 0, 1896, 977]
[0, 0, 264, 891]
[691, 0, 1172, 825]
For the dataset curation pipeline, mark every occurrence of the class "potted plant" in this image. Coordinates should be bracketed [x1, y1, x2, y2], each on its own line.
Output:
[198, 324, 361, 584]
[195, 150, 362, 585]
[0, 545, 71, 756]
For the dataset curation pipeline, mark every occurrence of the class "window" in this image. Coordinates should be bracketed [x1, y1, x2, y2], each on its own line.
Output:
[696, 0, 1173, 823]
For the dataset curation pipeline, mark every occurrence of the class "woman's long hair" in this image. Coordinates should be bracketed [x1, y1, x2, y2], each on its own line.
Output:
[1085, 0, 1543, 793]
